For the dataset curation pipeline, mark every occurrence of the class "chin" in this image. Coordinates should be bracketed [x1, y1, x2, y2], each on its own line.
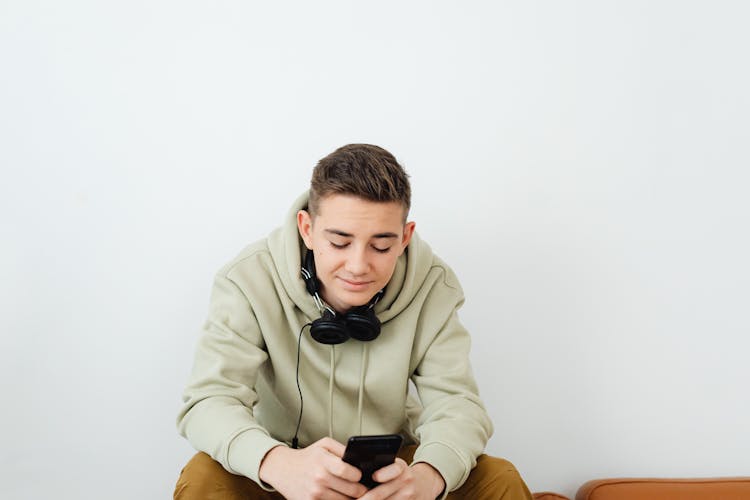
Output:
[341, 293, 372, 308]
[334, 289, 376, 309]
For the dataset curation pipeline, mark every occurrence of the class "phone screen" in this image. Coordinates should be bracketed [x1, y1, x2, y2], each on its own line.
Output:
[342, 434, 404, 489]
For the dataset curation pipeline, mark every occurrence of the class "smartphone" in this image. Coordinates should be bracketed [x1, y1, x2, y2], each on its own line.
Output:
[342, 434, 404, 489]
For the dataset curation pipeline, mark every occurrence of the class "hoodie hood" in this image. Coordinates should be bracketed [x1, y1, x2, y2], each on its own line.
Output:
[267, 191, 434, 324]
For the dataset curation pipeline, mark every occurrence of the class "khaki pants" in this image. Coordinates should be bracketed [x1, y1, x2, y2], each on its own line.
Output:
[174, 445, 533, 499]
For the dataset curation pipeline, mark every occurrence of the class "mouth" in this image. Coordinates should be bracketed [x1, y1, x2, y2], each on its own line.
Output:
[337, 277, 373, 290]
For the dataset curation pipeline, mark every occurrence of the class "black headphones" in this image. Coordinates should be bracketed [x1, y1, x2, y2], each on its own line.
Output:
[300, 250, 383, 345]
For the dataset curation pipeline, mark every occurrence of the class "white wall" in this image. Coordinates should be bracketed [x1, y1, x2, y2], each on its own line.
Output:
[2, 1, 748, 498]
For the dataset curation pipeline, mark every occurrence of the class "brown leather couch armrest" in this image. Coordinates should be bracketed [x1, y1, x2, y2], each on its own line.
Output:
[575, 477, 750, 500]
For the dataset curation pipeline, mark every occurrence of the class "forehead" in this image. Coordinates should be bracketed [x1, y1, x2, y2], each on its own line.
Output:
[312, 194, 406, 230]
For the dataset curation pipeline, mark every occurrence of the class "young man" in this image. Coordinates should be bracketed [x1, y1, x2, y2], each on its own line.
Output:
[175, 144, 533, 499]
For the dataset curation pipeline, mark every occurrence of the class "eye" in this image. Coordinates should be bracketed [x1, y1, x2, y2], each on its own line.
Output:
[372, 246, 391, 254]
[330, 241, 349, 249]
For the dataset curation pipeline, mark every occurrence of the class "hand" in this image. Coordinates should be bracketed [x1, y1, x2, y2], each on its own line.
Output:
[359, 459, 445, 499]
[258, 437, 369, 500]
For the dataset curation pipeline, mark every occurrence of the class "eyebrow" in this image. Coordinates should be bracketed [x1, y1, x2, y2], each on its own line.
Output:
[324, 229, 399, 239]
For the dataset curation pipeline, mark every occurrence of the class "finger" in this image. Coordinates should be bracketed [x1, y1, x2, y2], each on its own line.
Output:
[302, 454, 366, 500]
[324, 472, 369, 499]
[318, 489, 356, 500]
[324, 455, 364, 483]
[366, 460, 411, 499]
[359, 480, 401, 500]
[315, 436, 347, 458]
[371, 457, 408, 483]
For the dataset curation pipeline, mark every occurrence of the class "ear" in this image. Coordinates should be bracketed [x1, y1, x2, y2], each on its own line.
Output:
[399, 221, 416, 252]
[297, 210, 314, 249]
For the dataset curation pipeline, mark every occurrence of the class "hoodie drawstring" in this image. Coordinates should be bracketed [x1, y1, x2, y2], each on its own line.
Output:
[328, 343, 368, 439]
[328, 345, 335, 438]
[358, 342, 368, 435]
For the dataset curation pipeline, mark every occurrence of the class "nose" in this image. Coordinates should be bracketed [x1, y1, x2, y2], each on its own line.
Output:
[345, 246, 369, 276]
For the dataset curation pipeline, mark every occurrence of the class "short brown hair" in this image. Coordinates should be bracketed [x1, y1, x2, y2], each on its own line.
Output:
[309, 144, 411, 220]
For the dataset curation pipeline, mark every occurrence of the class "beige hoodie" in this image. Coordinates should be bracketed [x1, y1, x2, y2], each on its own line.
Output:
[177, 193, 493, 495]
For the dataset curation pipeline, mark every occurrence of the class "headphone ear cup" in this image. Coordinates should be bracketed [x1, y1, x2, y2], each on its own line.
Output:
[310, 310, 350, 345]
[345, 307, 381, 342]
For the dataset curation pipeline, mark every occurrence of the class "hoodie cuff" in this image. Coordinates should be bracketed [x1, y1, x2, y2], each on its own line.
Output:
[226, 429, 286, 491]
[411, 442, 470, 499]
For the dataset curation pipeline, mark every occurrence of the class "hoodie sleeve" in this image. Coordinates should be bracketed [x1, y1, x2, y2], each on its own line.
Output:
[409, 266, 494, 497]
[176, 272, 284, 490]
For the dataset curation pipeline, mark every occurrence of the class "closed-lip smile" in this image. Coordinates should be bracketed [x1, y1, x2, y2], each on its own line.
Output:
[338, 277, 372, 286]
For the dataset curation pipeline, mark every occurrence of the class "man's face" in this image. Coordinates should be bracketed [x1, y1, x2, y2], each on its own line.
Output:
[297, 194, 415, 313]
